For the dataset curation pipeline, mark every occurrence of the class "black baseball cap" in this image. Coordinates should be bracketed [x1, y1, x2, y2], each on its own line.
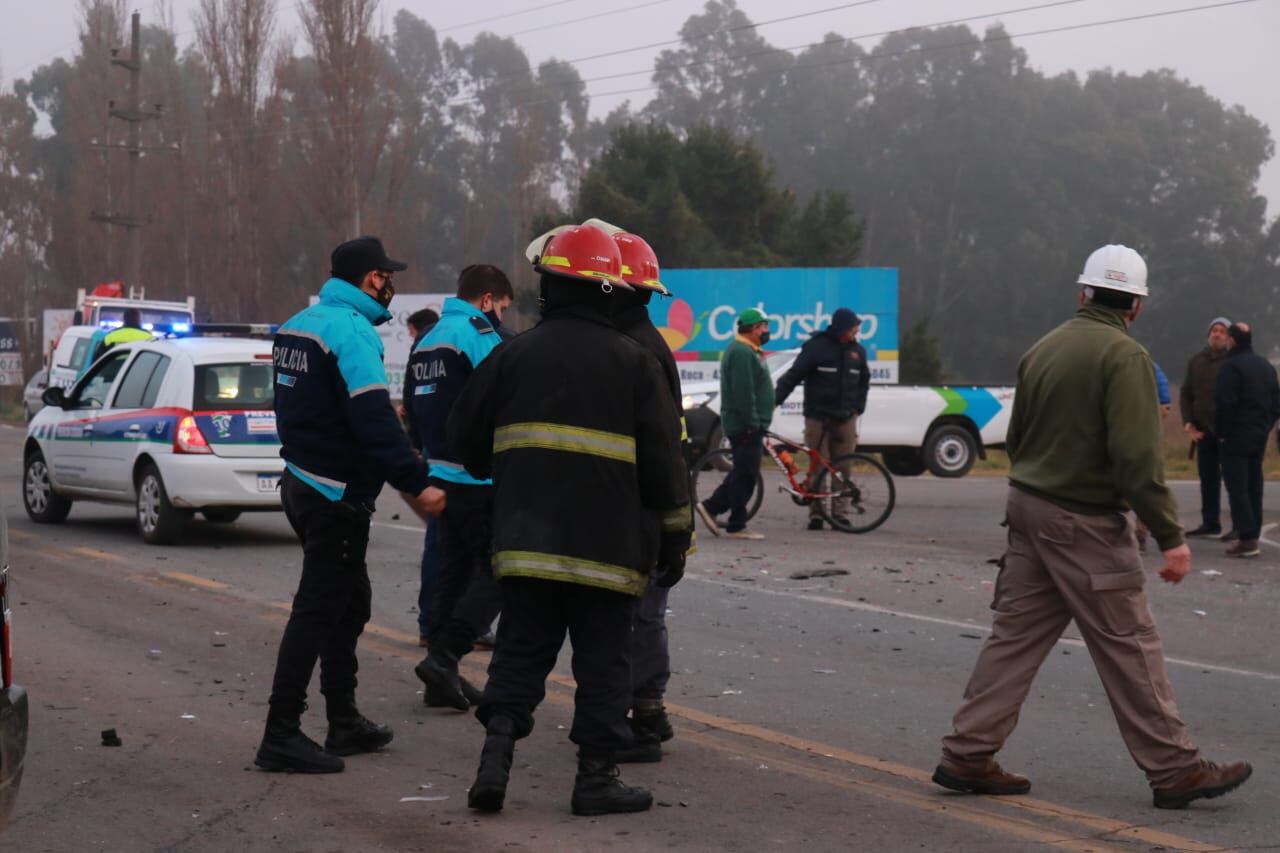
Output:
[331, 236, 408, 284]
[831, 307, 862, 334]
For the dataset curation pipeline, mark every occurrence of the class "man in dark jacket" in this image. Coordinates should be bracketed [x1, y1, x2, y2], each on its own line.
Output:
[257, 237, 446, 774]
[450, 223, 690, 817]
[1215, 322, 1280, 557]
[774, 308, 870, 529]
[401, 306, 440, 647]
[1180, 317, 1231, 537]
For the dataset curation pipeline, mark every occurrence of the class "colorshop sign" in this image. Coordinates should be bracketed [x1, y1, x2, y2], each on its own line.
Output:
[647, 267, 899, 384]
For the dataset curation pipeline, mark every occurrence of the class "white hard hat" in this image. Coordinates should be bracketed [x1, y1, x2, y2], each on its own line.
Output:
[1077, 244, 1149, 297]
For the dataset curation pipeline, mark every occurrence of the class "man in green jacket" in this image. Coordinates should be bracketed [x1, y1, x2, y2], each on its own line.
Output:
[696, 308, 774, 540]
[933, 244, 1251, 810]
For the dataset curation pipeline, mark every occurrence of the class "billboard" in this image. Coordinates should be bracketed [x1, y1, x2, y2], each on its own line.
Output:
[646, 267, 899, 384]
[0, 319, 22, 386]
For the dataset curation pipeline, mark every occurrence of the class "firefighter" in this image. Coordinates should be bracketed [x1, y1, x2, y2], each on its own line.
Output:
[84, 307, 152, 374]
[448, 223, 691, 816]
[409, 265, 513, 709]
[256, 236, 446, 774]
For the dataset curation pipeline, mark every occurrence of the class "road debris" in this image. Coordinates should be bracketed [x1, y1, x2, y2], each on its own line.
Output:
[1200, 569, 1223, 577]
[399, 796, 449, 803]
[789, 568, 849, 580]
[1192, 610, 1208, 617]
[101, 728, 122, 747]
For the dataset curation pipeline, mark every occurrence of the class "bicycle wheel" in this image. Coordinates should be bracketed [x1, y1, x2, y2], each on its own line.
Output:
[690, 448, 765, 523]
[812, 453, 895, 534]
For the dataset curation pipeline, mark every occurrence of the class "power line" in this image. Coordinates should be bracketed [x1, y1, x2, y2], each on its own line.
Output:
[506, 0, 676, 38]
[438, 0, 584, 33]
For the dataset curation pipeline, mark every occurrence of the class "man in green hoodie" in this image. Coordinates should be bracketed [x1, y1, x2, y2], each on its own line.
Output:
[933, 244, 1251, 811]
[696, 308, 774, 540]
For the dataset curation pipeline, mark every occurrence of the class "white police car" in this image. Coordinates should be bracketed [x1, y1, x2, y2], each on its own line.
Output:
[22, 329, 283, 544]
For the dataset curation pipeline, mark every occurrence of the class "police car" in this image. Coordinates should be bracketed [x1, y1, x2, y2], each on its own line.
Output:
[682, 349, 1015, 478]
[22, 328, 283, 544]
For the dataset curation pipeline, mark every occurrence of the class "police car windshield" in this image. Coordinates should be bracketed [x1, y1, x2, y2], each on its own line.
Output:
[194, 363, 274, 411]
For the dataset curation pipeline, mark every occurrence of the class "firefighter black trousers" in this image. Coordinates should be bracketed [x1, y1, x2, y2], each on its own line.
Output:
[268, 470, 372, 719]
[428, 481, 502, 658]
[477, 577, 636, 750]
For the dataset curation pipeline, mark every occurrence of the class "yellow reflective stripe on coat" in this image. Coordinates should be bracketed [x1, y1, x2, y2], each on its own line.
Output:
[680, 416, 688, 442]
[494, 550, 647, 596]
[494, 422, 636, 464]
[663, 504, 692, 532]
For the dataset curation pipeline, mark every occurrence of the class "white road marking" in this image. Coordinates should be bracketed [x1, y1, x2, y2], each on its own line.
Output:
[372, 520, 426, 534]
[370, 514, 1280, 682]
[1260, 521, 1280, 549]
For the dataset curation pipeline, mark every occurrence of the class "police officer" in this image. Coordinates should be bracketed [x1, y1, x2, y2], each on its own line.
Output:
[773, 307, 870, 530]
[933, 244, 1251, 810]
[449, 223, 691, 816]
[85, 307, 152, 374]
[255, 236, 446, 774]
[409, 264, 513, 709]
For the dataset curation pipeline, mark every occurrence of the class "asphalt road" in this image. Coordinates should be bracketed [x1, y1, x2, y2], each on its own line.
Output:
[2, 422, 1277, 852]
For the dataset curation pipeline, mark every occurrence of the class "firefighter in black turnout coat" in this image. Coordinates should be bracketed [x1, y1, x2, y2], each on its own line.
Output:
[449, 223, 691, 817]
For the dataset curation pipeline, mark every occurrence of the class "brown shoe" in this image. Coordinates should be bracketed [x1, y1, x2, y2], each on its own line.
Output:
[1152, 760, 1252, 809]
[1226, 540, 1261, 558]
[932, 757, 1030, 796]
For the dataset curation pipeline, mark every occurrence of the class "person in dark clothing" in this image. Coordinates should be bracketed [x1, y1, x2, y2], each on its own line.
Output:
[1215, 322, 1280, 558]
[409, 265, 513, 711]
[773, 307, 870, 530]
[1181, 317, 1231, 538]
[450, 223, 690, 817]
[257, 236, 446, 774]
[603, 226, 691, 764]
[401, 307, 440, 647]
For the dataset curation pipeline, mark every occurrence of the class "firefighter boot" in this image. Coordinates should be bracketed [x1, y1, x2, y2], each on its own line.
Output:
[632, 698, 674, 742]
[614, 723, 662, 764]
[324, 692, 394, 756]
[571, 751, 653, 816]
[468, 716, 516, 813]
[415, 649, 469, 711]
[255, 708, 345, 773]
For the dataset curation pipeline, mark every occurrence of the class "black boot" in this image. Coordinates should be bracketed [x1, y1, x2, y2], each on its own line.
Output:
[616, 715, 663, 764]
[415, 650, 469, 711]
[459, 675, 484, 707]
[632, 699, 674, 743]
[571, 751, 653, 816]
[255, 709, 344, 773]
[324, 693, 394, 757]
[468, 717, 516, 813]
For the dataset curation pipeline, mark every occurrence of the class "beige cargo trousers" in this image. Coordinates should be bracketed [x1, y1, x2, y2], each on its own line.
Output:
[942, 486, 1201, 787]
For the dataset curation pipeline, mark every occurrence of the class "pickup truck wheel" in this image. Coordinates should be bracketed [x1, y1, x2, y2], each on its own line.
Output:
[23, 450, 73, 523]
[202, 509, 242, 523]
[136, 463, 192, 545]
[924, 425, 977, 478]
[883, 449, 926, 477]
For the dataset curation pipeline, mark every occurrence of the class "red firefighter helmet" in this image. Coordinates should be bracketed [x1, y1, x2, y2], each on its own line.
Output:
[531, 224, 628, 287]
[613, 232, 669, 296]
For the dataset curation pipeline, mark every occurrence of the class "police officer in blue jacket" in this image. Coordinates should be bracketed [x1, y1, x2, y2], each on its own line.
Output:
[255, 237, 446, 774]
[409, 265, 513, 710]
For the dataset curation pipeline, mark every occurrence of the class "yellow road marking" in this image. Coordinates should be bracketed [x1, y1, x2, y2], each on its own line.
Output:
[6, 528, 32, 542]
[162, 571, 229, 591]
[70, 546, 127, 563]
[18, 539, 1227, 852]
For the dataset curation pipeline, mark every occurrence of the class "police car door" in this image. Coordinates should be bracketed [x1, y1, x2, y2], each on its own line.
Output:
[44, 349, 131, 490]
[89, 349, 172, 495]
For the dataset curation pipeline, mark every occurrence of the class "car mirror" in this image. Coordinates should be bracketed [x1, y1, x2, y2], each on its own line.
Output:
[41, 386, 67, 408]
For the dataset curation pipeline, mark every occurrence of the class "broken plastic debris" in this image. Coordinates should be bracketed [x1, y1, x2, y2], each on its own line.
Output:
[721, 689, 743, 695]
[211, 632, 229, 647]
[789, 568, 849, 580]
[180, 714, 197, 720]
[1200, 570, 1223, 577]
[813, 668, 837, 675]
[1192, 610, 1207, 617]
[101, 728, 122, 747]
[400, 796, 448, 803]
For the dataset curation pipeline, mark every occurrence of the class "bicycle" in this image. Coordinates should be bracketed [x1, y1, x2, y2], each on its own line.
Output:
[690, 430, 896, 534]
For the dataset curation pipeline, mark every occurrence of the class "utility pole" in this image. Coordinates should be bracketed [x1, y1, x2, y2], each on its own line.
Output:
[90, 12, 171, 296]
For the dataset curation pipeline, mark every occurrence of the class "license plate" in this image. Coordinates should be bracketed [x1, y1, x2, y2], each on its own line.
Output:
[257, 474, 281, 493]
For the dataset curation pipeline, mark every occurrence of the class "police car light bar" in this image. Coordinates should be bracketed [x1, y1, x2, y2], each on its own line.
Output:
[187, 323, 280, 338]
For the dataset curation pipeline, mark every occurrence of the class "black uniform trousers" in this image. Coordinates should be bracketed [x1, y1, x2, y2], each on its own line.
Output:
[428, 481, 502, 658]
[1222, 449, 1265, 541]
[1196, 433, 1223, 529]
[631, 582, 670, 701]
[268, 469, 372, 718]
[704, 429, 764, 532]
[477, 577, 636, 751]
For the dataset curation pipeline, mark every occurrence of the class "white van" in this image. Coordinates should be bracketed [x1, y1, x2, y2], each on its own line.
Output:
[46, 326, 102, 391]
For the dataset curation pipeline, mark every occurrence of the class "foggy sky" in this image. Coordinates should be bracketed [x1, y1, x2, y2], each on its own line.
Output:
[4, 0, 1277, 215]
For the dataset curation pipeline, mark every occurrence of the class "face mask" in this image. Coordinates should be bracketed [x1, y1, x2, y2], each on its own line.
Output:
[759, 330, 772, 346]
[374, 278, 395, 309]
[484, 309, 502, 329]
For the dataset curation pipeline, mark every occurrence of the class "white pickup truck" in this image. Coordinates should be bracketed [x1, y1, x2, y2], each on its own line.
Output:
[681, 350, 1015, 478]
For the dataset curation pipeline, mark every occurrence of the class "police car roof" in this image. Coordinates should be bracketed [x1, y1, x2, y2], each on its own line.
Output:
[140, 336, 273, 364]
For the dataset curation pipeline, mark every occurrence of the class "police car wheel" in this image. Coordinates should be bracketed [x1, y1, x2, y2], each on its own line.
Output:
[136, 464, 191, 545]
[924, 425, 977, 478]
[23, 450, 73, 524]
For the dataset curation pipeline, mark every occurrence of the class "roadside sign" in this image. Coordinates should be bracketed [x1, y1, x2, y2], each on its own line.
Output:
[0, 319, 22, 386]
